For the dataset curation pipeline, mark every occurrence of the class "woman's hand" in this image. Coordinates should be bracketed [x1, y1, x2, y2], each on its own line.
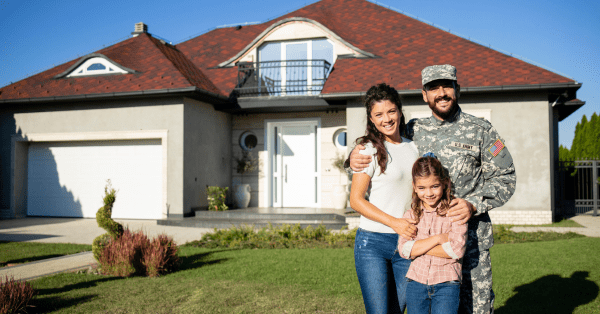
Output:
[390, 217, 417, 240]
[349, 144, 372, 172]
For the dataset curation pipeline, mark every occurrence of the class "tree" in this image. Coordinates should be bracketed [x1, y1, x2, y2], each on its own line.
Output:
[560, 112, 600, 161]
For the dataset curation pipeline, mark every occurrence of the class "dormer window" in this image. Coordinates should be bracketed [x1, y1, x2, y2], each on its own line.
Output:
[66, 57, 128, 77]
[258, 39, 333, 95]
[229, 17, 375, 98]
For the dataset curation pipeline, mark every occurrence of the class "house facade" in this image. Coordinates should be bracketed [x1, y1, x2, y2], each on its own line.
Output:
[0, 0, 586, 224]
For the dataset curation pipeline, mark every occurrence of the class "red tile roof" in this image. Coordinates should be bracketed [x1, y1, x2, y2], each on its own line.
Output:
[0, 33, 220, 101]
[178, 0, 575, 95]
[1, 0, 576, 102]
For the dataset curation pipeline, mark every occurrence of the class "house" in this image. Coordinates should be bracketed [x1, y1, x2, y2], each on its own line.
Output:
[0, 0, 586, 224]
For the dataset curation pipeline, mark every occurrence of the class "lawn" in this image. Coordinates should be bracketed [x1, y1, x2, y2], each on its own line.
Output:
[0, 241, 91, 267]
[14, 236, 598, 313]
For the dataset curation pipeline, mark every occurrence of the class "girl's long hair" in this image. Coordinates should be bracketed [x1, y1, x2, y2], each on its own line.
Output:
[411, 156, 454, 224]
[355, 83, 406, 174]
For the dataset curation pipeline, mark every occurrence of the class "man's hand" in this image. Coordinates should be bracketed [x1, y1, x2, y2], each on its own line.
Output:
[447, 198, 475, 225]
[391, 217, 418, 240]
[349, 144, 372, 172]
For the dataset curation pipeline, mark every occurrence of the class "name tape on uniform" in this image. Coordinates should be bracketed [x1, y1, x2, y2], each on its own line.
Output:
[449, 141, 477, 152]
[488, 139, 505, 157]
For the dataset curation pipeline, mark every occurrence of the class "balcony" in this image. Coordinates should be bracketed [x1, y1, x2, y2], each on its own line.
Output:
[234, 60, 332, 97]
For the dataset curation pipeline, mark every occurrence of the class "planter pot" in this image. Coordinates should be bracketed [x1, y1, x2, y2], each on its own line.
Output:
[234, 184, 251, 208]
[332, 184, 348, 210]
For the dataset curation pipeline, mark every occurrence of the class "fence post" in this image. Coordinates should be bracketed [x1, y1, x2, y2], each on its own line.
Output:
[594, 160, 598, 216]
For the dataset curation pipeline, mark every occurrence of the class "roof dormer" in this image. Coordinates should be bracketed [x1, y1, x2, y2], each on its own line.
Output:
[220, 17, 375, 68]
[54, 53, 137, 79]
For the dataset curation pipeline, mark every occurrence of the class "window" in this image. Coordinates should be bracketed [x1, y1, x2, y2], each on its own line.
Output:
[257, 39, 333, 95]
[67, 57, 128, 77]
[333, 128, 347, 150]
[239, 131, 258, 151]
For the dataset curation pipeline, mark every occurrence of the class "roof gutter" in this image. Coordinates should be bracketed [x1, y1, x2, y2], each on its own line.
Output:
[0, 87, 230, 105]
[320, 82, 582, 100]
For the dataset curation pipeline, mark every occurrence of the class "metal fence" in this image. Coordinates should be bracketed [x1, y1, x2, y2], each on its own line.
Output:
[556, 160, 599, 217]
[234, 60, 331, 97]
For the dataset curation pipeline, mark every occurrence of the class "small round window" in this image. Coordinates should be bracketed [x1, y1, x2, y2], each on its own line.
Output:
[333, 128, 347, 150]
[239, 131, 258, 151]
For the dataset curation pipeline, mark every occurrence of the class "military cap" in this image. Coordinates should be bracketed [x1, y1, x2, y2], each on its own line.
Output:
[421, 64, 457, 86]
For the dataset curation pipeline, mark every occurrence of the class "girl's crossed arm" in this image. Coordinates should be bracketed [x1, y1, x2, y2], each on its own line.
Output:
[398, 211, 467, 259]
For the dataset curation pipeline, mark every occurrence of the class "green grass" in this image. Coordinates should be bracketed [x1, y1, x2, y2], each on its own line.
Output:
[20, 237, 600, 314]
[0, 241, 91, 267]
[492, 237, 600, 314]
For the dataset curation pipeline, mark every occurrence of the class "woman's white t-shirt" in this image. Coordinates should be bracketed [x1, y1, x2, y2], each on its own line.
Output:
[353, 138, 419, 233]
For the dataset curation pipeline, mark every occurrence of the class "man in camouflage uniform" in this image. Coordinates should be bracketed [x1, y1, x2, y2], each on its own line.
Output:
[349, 64, 516, 313]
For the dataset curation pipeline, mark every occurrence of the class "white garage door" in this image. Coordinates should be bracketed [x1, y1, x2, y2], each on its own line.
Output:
[27, 139, 163, 219]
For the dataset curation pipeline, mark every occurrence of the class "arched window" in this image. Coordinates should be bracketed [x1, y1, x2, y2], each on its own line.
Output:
[67, 57, 128, 77]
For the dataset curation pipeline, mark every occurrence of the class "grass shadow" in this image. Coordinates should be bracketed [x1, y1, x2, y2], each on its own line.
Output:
[178, 249, 234, 271]
[28, 295, 97, 313]
[35, 276, 121, 296]
[179, 249, 239, 270]
[495, 271, 599, 314]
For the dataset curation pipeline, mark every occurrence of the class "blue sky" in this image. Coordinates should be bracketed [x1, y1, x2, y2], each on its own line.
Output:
[1, 0, 598, 149]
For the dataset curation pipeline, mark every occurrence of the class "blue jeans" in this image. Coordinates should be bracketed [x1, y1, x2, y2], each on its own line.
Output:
[354, 228, 411, 314]
[406, 279, 461, 314]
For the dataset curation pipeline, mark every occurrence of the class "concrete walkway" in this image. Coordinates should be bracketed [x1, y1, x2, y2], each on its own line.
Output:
[1, 215, 599, 282]
[511, 215, 600, 237]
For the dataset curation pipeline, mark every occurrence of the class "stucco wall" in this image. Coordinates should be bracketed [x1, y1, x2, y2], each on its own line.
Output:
[346, 92, 554, 224]
[183, 98, 231, 213]
[4, 97, 187, 218]
[232, 110, 346, 208]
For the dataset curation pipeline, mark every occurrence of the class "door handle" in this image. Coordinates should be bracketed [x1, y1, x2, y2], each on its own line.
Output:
[285, 164, 288, 183]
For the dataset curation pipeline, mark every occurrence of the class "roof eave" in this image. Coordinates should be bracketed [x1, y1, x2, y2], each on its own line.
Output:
[0, 87, 231, 106]
[320, 82, 582, 100]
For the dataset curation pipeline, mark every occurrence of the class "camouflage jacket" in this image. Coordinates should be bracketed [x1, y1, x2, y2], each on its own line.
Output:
[406, 106, 516, 250]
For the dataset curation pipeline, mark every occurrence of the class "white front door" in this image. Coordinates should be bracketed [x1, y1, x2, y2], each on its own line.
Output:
[267, 119, 320, 207]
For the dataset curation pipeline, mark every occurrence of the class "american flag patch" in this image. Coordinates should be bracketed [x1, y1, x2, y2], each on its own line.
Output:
[488, 139, 505, 157]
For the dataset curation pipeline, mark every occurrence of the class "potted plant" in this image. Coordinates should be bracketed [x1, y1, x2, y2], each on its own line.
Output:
[331, 153, 349, 210]
[234, 151, 258, 208]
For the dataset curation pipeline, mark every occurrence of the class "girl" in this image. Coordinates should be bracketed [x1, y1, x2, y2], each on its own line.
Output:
[398, 154, 468, 314]
[349, 83, 419, 314]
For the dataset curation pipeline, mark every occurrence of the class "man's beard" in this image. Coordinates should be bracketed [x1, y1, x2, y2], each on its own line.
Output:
[429, 96, 458, 120]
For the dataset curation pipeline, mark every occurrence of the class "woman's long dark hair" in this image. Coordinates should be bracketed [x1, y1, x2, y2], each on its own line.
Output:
[355, 83, 406, 174]
[410, 156, 454, 224]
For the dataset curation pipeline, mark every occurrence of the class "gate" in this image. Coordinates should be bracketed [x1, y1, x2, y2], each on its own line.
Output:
[556, 160, 599, 217]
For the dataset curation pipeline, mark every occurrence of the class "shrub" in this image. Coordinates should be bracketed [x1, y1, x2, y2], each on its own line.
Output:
[98, 229, 147, 277]
[92, 180, 124, 261]
[206, 186, 228, 211]
[143, 235, 180, 277]
[0, 276, 36, 314]
[186, 223, 357, 249]
[98, 229, 180, 277]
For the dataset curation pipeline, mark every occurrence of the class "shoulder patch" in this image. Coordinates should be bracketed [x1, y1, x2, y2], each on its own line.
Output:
[488, 139, 505, 157]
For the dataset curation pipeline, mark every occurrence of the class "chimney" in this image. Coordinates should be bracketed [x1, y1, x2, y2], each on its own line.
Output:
[132, 22, 148, 37]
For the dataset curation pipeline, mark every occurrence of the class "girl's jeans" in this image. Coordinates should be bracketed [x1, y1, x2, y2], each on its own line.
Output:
[354, 228, 411, 314]
[406, 279, 461, 314]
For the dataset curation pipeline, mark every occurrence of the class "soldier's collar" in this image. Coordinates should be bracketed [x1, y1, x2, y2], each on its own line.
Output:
[429, 105, 462, 125]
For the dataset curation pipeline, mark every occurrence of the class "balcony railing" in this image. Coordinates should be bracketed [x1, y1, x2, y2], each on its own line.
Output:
[234, 59, 332, 97]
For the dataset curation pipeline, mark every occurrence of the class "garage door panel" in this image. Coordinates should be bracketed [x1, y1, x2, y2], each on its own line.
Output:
[27, 140, 163, 219]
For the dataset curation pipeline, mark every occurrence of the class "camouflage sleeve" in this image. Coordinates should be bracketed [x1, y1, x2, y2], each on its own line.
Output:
[465, 126, 516, 214]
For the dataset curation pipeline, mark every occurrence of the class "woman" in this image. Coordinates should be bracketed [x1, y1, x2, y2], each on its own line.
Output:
[350, 83, 419, 314]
